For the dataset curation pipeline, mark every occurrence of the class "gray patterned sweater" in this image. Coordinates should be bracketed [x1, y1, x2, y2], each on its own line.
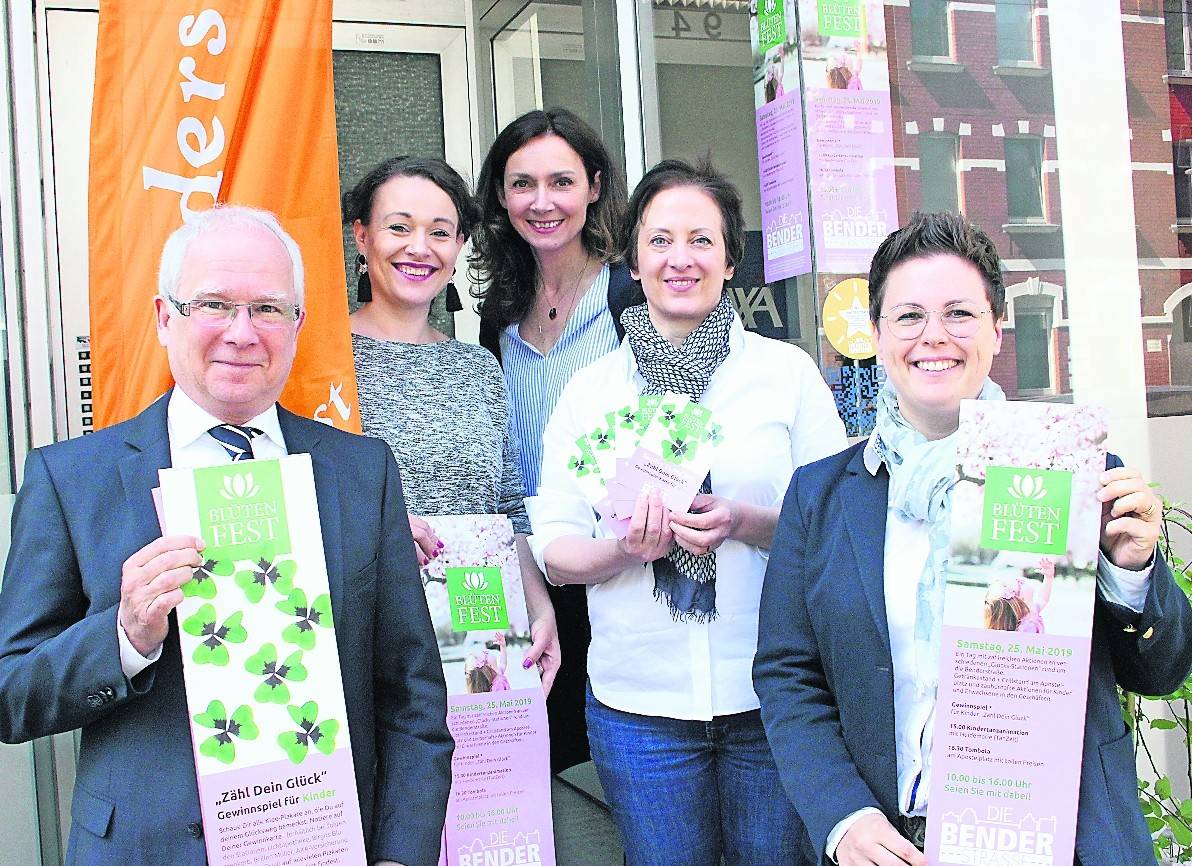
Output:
[352, 334, 530, 533]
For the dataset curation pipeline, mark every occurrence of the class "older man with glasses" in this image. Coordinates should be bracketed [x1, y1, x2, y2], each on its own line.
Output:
[0, 205, 451, 866]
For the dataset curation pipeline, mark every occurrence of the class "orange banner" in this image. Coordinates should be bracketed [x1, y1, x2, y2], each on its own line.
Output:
[88, 0, 359, 431]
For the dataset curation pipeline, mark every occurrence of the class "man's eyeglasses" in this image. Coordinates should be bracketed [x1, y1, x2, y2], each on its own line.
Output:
[878, 302, 992, 340]
[166, 294, 301, 328]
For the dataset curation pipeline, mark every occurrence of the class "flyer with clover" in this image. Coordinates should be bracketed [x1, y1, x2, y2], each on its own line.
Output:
[159, 455, 366, 866]
[926, 401, 1107, 866]
[420, 515, 555, 866]
[565, 392, 723, 538]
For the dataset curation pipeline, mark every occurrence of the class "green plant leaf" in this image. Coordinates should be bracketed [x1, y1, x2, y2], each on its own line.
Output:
[1158, 776, 1174, 800]
[1147, 816, 1166, 834]
[1151, 718, 1179, 731]
[1169, 816, 1192, 847]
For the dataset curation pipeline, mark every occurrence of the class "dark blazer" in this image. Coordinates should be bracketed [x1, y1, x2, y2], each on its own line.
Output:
[0, 393, 452, 866]
[754, 442, 1192, 866]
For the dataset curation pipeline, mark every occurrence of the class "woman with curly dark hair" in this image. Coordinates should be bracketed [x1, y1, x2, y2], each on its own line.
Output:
[471, 107, 631, 773]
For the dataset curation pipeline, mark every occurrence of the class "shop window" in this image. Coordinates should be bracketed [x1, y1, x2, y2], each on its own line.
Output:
[996, 0, 1036, 65]
[1005, 136, 1044, 222]
[910, 0, 950, 58]
[919, 134, 960, 214]
[1166, 0, 1192, 74]
[1174, 140, 1192, 225]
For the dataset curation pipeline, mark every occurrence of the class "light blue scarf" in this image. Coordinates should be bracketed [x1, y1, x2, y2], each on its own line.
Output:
[873, 377, 1005, 696]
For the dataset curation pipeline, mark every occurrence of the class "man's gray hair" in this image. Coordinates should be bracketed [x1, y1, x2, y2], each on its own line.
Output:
[157, 205, 306, 305]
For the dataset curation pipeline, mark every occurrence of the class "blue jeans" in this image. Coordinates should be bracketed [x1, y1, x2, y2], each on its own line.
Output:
[586, 684, 815, 866]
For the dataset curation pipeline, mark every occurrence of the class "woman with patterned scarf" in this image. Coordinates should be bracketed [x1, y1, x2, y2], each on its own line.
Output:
[754, 211, 1190, 866]
[526, 158, 846, 866]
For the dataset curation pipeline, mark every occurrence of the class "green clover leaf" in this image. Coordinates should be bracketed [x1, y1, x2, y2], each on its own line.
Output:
[234, 557, 299, 604]
[617, 407, 636, 428]
[182, 605, 248, 666]
[278, 701, 340, 764]
[660, 405, 679, 427]
[193, 700, 258, 765]
[182, 558, 234, 600]
[590, 424, 613, 450]
[704, 423, 723, 445]
[663, 437, 698, 464]
[567, 455, 590, 478]
[245, 643, 307, 704]
[277, 590, 333, 650]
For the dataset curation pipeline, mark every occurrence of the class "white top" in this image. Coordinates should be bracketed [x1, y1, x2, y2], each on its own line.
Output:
[117, 388, 288, 678]
[824, 433, 1155, 860]
[527, 318, 846, 720]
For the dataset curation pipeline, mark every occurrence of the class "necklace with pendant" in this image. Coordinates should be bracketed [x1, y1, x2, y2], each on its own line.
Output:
[539, 259, 591, 336]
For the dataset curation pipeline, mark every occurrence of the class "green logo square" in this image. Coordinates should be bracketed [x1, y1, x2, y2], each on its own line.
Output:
[980, 465, 1072, 555]
[194, 459, 290, 562]
[818, 0, 863, 39]
[446, 567, 510, 633]
[757, 0, 787, 53]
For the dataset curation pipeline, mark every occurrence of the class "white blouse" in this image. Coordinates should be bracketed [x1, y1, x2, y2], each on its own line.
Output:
[527, 318, 847, 720]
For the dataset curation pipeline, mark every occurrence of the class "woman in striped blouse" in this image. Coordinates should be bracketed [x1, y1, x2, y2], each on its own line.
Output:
[471, 107, 631, 773]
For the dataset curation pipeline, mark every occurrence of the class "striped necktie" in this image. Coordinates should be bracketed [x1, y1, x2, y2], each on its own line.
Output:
[207, 424, 263, 461]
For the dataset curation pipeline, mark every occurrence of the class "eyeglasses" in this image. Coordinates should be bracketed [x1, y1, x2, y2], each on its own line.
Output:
[878, 302, 993, 340]
[166, 294, 301, 328]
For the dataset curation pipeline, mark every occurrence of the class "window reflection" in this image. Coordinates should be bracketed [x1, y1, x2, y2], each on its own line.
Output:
[995, 0, 1036, 66]
[490, 2, 596, 132]
[910, 0, 951, 58]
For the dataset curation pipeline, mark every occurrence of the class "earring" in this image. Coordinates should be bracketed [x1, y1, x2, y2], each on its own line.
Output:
[356, 254, 371, 303]
[445, 279, 463, 313]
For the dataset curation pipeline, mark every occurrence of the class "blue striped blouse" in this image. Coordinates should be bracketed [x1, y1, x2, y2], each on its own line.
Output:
[499, 264, 620, 496]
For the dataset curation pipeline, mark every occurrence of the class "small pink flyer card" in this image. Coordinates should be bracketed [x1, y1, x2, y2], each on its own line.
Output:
[926, 401, 1107, 866]
[420, 515, 556, 866]
[158, 455, 366, 866]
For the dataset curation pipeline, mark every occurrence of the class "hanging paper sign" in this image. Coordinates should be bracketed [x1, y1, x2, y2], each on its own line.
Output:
[798, 0, 898, 274]
[421, 515, 556, 866]
[751, 0, 813, 282]
[159, 455, 366, 866]
[926, 402, 1108, 866]
[823, 277, 876, 359]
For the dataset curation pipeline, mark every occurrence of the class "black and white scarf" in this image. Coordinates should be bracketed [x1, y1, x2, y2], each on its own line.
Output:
[620, 293, 736, 621]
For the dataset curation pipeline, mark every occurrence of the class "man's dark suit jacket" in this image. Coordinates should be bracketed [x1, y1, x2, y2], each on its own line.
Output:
[0, 393, 453, 866]
[754, 442, 1192, 866]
